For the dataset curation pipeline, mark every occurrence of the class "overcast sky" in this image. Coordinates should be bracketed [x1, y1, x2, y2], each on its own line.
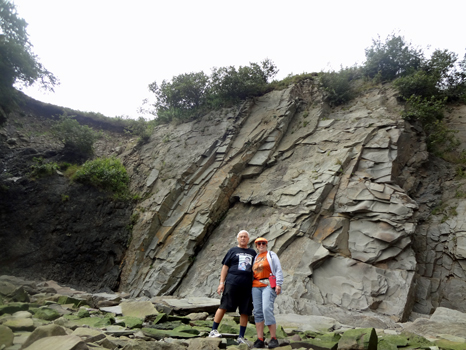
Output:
[12, 0, 466, 119]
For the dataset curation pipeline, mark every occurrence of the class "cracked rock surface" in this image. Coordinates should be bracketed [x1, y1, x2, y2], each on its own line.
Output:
[118, 80, 456, 322]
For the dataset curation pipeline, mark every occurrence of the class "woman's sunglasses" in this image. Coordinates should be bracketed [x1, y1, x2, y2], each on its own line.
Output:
[256, 242, 267, 246]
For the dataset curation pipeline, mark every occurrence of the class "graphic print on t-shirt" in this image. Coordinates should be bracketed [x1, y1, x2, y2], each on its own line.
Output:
[253, 255, 266, 274]
[238, 254, 252, 271]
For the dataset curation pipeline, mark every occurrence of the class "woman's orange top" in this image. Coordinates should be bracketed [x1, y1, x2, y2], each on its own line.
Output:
[252, 252, 271, 287]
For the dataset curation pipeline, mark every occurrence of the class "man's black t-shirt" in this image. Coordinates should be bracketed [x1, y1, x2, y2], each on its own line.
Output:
[222, 246, 257, 286]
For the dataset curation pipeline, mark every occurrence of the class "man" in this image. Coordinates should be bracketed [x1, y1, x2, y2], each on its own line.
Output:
[209, 230, 257, 345]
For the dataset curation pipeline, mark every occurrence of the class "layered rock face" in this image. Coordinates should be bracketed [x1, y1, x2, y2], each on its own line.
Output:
[120, 80, 438, 321]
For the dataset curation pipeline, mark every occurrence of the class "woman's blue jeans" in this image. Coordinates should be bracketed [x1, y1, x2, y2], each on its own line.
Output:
[252, 286, 277, 326]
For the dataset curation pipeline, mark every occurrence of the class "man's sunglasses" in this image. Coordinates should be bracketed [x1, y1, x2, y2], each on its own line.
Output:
[256, 242, 267, 246]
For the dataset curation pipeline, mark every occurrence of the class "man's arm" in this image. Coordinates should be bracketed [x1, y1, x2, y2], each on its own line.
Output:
[217, 265, 229, 295]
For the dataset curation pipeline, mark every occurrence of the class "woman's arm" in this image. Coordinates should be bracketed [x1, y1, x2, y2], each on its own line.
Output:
[271, 252, 284, 287]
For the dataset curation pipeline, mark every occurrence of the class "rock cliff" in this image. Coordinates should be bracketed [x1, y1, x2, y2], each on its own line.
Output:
[2, 80, 466, 324]
[117, 79, 466, 323]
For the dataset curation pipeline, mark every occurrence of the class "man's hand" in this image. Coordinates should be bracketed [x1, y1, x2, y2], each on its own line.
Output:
[217, 283, 225, 295]
[275, 285, 281, 295]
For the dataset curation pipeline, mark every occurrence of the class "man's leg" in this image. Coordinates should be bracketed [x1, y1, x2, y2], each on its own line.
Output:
[239, 313, 248, 327]
[214, 308, 226, 324]
[209, 308, 226, 337]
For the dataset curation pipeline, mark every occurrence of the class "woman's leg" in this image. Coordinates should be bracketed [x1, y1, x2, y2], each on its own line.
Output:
[263, 286, 277, 330]
[268, 323, 277, 338]
[252, 287, 265, 338]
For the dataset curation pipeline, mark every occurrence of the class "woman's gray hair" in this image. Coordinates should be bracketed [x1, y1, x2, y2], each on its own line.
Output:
[237, 230, 249, 238]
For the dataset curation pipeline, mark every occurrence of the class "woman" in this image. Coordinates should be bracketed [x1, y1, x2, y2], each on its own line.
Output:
[251, 237, 283, 349]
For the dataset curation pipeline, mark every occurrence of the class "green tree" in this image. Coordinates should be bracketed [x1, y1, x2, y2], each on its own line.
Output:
[0, 0, 58, 107]
[394, 49, 466, 101]
[147, 59, 278, 123]
[209, 59, 278, 105]
[148, 71, 209, 122]
[363, 33, 424, 82]
[426, 49, 466, 101]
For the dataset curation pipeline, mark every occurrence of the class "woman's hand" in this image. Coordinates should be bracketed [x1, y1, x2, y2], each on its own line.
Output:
[275, 285, 281, 295]
[217, 283, 225, 295]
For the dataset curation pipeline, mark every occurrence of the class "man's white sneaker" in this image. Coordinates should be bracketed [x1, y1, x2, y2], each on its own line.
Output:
[237, 336, 247, 345]
[208, 329, 221, 338]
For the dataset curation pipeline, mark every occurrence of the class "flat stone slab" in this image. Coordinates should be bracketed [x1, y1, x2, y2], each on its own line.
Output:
[22, 334, 86, 350]
[430, 307, 466, 325]
[99, 305, 122, 315]
[120, 301, 158, 318]
[275, 314, 342, 333]
[104, 325, 136, 336]
[156, 297, 220, 314]
[2, 317, 34, 332]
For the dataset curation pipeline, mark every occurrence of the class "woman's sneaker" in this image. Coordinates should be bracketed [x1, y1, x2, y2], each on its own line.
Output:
[253, 338, 265, 348]
[208, 329, 221, 337]
[268, 338, 279, 349]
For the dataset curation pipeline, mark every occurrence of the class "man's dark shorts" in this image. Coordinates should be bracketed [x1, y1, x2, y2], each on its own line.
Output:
[220, 283, 253, 315]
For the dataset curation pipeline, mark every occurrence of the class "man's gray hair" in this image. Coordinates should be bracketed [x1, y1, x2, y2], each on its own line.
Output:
[237, 230, 249, 238]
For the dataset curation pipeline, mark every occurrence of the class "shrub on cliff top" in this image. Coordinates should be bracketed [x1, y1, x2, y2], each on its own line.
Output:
[51, 114, 99, 157]
[319, 66, 360, 107]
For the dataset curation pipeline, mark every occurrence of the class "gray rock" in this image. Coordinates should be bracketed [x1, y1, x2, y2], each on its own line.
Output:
[187, 337, 222, 350]
[2, 317, 34, 332]
[120, 301, 158, 319]
[185, 312, 209, 321]
[22, 334, 87, 350]
[22, 324, 68, 349]
[429, 306, 466, 325]
[338, 328, 377, 350]
[155, 297, 220, 314]
[0, 324, 14, 348]
[99, 305, 122, 315]
[274, 314, 342, 333]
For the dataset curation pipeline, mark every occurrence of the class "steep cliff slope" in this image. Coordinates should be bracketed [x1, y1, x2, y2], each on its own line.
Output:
[118, 79, 464, 322]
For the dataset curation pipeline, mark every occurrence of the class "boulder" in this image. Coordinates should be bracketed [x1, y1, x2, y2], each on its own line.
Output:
[0, 302, 29, 315]
[114, 316, 143, 329]
[141, 327, 198, 339]
[0, 324, 14, 348]
[185, 312, 209, 321]
[22, 324, 68, 349]
[187, 337, 222, 350]
[2, 317, 34, 332]
[34, 307, 61, 321]
[120, 301, 158, 319]
[22, 334, 87, 350]
[0, 281, 30, 302]
[337, 328, 377, 350]
[76, 308, 90, 318]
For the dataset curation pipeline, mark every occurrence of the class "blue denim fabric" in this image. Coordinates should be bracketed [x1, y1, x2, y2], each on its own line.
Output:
[252, 286, 277, 325]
